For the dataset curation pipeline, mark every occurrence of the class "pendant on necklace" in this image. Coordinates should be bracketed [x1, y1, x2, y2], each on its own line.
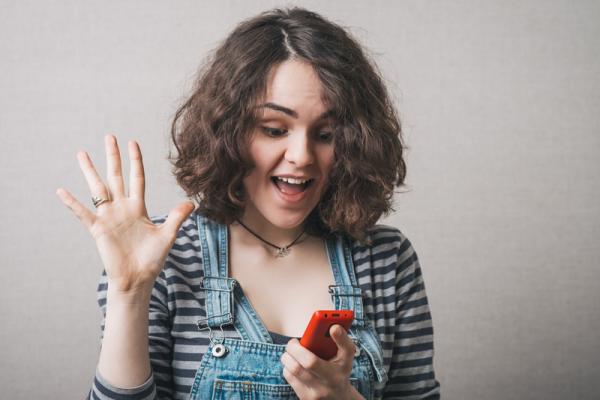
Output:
[276, 246, 290, 257]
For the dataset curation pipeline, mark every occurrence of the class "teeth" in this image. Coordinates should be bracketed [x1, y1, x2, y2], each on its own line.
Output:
[276, 177, 310, 185]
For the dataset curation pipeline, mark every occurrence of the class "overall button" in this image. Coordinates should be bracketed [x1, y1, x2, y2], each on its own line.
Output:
[212, 344, 228, 358]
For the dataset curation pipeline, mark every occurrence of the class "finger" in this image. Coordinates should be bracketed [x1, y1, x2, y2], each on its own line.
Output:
[160, 201, 196, 240]
[56, 187, 96, 229]
[77, 151, 110, 201]
[285, 338, 328, 376]
[329, 325, 356, 362]
[281, 363, 310, 399]
[105, 134, 126, 199]
[128, 140, 145, 199]
[281, 352, 318, 385]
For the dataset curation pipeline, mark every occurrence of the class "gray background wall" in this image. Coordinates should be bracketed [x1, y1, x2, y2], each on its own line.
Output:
[1, 1, 598, 399]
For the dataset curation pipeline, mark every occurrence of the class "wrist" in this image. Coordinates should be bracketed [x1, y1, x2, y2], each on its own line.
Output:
[106, 282, 153, 306]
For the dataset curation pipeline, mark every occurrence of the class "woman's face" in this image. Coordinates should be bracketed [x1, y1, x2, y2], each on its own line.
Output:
[242, 59, 335, 231]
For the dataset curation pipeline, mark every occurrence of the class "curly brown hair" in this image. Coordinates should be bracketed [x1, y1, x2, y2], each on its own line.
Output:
[169, 6, 406, 245]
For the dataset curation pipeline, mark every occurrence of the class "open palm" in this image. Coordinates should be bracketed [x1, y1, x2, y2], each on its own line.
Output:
[56, 134, 195, 293]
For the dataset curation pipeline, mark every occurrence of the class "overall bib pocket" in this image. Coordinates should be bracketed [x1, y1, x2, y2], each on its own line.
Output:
[193, 339, 366, 400]
[211, 377, 361, 400]
[212, 379, 295, 400]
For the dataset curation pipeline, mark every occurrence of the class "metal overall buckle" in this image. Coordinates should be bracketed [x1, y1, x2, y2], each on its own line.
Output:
[196, 276, 237, 358]
[197, 314, 232, 358]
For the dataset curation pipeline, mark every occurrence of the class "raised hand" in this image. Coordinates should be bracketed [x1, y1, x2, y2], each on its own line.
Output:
[56, 134, 195, 295]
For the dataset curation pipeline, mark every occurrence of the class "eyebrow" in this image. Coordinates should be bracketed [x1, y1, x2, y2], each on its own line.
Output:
[258, 102, 335, 120]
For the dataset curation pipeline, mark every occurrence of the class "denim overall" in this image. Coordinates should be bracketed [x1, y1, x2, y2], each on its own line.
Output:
[189, 214, 387, 399]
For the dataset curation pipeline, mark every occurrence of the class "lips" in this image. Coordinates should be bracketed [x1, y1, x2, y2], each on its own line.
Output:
[271, 177, 314, 193]
[270, 176, 315, 203]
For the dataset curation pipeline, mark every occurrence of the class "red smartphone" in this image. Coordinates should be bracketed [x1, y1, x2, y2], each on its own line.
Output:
[299, 310, 354, 360]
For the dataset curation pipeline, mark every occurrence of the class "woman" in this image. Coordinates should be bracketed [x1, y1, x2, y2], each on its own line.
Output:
[57, 7, 440, 400]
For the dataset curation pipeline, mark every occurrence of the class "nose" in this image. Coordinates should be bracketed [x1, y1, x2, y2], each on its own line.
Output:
[284, 131, 315, 167]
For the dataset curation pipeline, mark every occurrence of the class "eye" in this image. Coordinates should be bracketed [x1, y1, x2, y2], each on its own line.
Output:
[260, 126, 333, 143]
[317, 131, 333, 143]
[261, 127, 286, 137]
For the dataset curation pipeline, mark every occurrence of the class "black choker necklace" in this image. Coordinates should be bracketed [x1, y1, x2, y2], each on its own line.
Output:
[235, 219, 306, 257]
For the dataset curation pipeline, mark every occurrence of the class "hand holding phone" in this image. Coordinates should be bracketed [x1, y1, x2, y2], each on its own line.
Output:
[299, 310, 354, 360]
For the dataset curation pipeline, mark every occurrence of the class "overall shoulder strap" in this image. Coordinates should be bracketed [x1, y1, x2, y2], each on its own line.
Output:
[196, 213, 236, 329]
[325, 234, 367, 327]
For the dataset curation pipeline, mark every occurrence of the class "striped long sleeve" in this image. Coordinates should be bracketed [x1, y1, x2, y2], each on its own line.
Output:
[384, 234, 440, 398]
[352, 225, 440, 399]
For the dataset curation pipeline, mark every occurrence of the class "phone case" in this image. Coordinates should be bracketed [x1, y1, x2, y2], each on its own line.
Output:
[299, 310, 354, 360]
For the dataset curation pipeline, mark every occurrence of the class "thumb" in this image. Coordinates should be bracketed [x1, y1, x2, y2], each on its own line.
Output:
[330, 324, 355, 360]
[161, 201, 195, 238]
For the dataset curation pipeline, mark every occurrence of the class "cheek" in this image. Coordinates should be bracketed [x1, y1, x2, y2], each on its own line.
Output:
[321, 150, 335, 176]
[243, 169, 262, 189]
[248, 137, 281, 171]
[245, 150, 268, 183]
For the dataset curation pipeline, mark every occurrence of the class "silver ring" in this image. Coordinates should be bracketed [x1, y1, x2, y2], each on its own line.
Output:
[92, 196, 109, 208]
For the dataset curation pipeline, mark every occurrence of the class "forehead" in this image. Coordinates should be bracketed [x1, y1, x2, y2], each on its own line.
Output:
[260, 60, 328, 118]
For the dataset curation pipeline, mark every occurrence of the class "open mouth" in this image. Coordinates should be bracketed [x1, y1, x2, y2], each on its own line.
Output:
[271, 176, 315, 195]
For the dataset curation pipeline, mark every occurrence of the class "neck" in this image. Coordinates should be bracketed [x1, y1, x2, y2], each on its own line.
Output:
[236, 207, 307, 248]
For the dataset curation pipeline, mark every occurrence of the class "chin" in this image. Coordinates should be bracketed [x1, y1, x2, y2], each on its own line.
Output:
[267, 209, 311, 229]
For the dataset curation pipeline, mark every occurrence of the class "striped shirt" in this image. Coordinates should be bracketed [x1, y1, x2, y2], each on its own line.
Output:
[88, 212, 441, 399]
